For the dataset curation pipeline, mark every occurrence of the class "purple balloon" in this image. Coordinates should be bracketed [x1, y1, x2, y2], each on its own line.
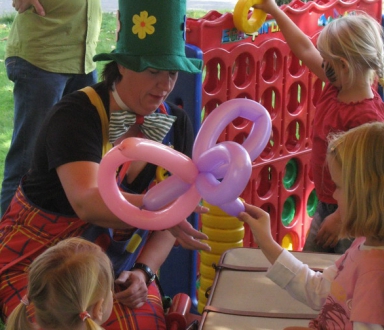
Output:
[193, 98, 272, 162]
[195, 141, 252, 205]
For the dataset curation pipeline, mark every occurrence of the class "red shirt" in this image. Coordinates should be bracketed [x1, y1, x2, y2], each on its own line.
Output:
[311, 83, 384, 203]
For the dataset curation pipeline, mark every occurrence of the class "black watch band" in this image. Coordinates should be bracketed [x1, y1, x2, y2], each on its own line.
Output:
[130, 263, 156, 285]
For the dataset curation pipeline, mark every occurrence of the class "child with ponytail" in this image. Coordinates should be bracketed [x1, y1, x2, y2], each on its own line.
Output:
[6, 237, 114, 330]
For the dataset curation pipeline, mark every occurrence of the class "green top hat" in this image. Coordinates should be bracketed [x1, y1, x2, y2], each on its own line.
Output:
[94, 0, 202, 74]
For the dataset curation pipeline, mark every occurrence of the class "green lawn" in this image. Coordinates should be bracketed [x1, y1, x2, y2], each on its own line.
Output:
[0, 14, 14, 190]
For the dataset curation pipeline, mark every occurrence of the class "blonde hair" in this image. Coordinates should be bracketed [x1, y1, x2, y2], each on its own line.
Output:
[327, 122, 384, 240]
[6, 237, 114, 330]
[317, 12, 384, 88]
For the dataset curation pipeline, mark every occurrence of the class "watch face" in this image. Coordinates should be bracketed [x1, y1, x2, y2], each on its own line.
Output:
[148, 274, 156, 284]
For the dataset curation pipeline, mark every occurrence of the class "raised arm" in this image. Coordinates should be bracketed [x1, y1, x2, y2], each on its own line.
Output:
[254, 0, 326, 81]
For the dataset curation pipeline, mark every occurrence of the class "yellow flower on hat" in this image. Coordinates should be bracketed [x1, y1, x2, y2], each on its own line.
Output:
[132, 11, 156, 39]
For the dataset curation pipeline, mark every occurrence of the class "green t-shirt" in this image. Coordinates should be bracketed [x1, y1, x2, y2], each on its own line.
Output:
[5, 0, 102, 74]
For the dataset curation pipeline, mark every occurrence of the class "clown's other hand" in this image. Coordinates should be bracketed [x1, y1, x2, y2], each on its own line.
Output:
[167, 220, 211, 251]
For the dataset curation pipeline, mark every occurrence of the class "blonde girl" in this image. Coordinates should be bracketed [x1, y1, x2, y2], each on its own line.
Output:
[326, 121, 384, 243]
[6, 237, 114, 330]
[253, 0, 384, 253]
[240, 122, 384, 329]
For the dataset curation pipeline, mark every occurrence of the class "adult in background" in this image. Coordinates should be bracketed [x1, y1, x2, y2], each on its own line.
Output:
[1, 0, 101, 215]
[0, 0, 210, 329]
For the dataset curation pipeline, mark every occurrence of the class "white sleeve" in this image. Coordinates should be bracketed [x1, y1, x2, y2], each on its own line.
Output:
[354, 322, 384, 330]
[266, 249, 337, 310]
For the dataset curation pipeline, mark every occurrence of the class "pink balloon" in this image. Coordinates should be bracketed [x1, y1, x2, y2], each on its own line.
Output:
[98, 99, 272, 227]
[98, 138, 200, 230]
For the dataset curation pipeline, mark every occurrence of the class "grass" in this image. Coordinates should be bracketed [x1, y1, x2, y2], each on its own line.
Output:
[0, 14, 14, 190]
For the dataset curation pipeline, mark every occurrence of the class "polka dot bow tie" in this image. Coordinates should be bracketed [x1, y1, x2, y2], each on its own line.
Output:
[109, 111, 176, 144]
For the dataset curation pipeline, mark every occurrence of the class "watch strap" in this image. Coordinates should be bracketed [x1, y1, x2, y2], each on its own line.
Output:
[130, 263, 156, 285]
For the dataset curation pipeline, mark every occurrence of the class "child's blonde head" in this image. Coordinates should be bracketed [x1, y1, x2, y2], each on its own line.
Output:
[317, 12, 384, 88]
[6, 237, 114, 330]
[327, 122, 384, 240]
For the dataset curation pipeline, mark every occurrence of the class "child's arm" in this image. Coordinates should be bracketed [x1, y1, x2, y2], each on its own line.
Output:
[238, 202, 284, 264]
[253, 0, 326, 81]
[239, 202, 335, 309]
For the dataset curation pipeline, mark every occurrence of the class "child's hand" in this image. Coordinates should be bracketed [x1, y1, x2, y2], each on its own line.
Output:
[238, 202, 283, 264]
[238, 202, 273, 246]
[252, 0, 280, 15]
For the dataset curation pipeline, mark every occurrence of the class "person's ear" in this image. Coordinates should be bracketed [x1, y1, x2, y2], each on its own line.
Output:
[339, 58, 349, 71]
[117, 64, 126, 76]
[91, 298, 104, 323]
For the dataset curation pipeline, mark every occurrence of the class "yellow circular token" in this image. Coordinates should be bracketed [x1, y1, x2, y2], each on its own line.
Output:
[202, 225, 245, 243]
[201, 213, 244, 230]
[198, 287, 209, 304]
[202, 239, 243, 255]
[233, 0, 267, 34]
[155, 166, 169, 182]
[197, 301, 206, 314]
[199, 275, 214, 291]
[200, 250, 222, 267]
[199, 262, 216, 280]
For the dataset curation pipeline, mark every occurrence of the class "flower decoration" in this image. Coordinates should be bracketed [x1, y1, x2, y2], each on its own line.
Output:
[132, 11, 156, 40]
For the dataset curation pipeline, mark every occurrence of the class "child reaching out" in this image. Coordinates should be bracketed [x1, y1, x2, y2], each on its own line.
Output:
[6, 237, 114, 330]
[253, 0, 384, 253]
[239, 122, 384, 329]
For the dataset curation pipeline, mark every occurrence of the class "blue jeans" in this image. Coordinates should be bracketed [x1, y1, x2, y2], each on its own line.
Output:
[303, 201, 353, 254]
[1, 57, 98, 216]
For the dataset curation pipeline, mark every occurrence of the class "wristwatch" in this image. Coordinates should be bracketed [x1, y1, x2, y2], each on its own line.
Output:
[130, 263, 156, 285]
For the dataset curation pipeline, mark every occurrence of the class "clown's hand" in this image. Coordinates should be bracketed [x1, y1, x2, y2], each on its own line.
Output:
[167, 219, 211, 252]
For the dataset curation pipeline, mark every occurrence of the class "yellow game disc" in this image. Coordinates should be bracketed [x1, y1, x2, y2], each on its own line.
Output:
[198, 287, 209, 304]
[200, 275, 214, 291]
[201, 213, 244, 230]
[202, 239, 243, 255]
[201, 200, 230, 216]
[155, 166, 169, 182]
[233, 0, 267, 34]
[200, 250, 222, 267]
[199, 262, 216, 279]
[202, 225, 245, 242]
[197, 301, 206, 314]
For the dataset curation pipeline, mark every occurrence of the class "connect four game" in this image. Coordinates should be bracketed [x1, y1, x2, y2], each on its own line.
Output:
[178, 0, 382, 312]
